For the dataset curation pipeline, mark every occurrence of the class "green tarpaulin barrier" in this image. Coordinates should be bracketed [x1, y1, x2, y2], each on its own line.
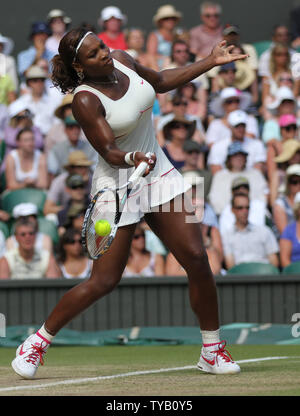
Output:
[0, 323, 299, 347]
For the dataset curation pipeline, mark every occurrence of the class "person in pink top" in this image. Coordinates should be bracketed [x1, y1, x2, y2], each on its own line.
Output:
[190, 2, 223, 58]
[97, 6, 127, 51]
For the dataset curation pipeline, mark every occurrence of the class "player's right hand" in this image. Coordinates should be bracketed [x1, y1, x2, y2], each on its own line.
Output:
[134, 152, 156, 176]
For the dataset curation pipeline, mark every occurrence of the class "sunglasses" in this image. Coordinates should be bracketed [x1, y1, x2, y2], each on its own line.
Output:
[289, 178, 300, 185]
[173, 101, 188, 106]
[65, 238, 82, 244]
[172, 122, 187, 129]
[28, 78, 45, 83]
[275, 52, 289, 57]
[282, 124, 297, 131]
[233, 205, 250, 210]
[279, 77, 293, 82]
[133, 233, 145, 239]
[174, 49, 189, 54]
[203, 13, 219, 18]
[225, 98, 240, 104]
[70, 184, 85, 190]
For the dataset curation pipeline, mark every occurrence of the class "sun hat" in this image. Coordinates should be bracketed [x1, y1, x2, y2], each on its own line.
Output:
[228, 110, 248, 127]
[234, 61, 256, 90]
[153, 5, 182, 25]
[209, 87, 252, 117]
[13, 203, 38, 219]
[63, 151, 93, 168]
[231, 176, 250, 190]
[294, 192, 300, 204]
[227, 141, 248, 157]
[278, 114, 297, 127]
[0, 34, 14, 55]
[274, 139, 300, 163]
[54, 94, 73, 119]
[8, 100, 32, 118]
[266, 86, 296, 111]
[47, 9, 72, 25]
[99, 6, 127, 26]
[25, 65, 48, 81]
[29, 22, 51, 38]
[286, 163, 300, 177]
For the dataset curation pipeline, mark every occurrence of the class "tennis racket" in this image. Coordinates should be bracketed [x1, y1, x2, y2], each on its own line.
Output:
[82, 154, 151, 260]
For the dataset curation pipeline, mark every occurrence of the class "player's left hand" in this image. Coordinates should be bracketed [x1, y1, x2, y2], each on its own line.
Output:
[210, 40, 248, 66]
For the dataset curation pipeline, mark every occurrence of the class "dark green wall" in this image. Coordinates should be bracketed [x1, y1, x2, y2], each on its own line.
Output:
[1, 0, 299, 57]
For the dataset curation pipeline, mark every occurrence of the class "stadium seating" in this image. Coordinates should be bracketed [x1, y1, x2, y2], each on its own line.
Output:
[252, 40, 272, 57]
[37, 217, 59, 245]
[227, 262, 280, 275]
[282, 261, 300, 275]
[1, 188, 47, 216]
[0, 221, 9, 239]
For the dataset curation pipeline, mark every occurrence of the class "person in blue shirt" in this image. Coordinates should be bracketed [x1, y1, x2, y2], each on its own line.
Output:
[17, 22, 55, 80]
[280, 192, 300, 267]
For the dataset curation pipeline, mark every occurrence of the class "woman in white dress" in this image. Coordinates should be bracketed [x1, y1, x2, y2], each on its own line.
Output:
[12, 29, 247, 378]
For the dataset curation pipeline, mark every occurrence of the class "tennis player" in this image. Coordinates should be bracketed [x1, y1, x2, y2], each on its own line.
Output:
[12, 28, 247, 378]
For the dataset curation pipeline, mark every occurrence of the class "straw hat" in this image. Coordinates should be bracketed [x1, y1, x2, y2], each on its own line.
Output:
[63, 151, 93, 169]
[25, 65, 48, 81]
[153, 5, 182, 25]
[47, 9, 72, 25]
[54, 94, 73, 119]
[234, 61, 256, 91]
[275, 140, 300, 163]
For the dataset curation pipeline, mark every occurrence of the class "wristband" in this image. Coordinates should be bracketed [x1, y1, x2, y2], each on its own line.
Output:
[124, 152, 135, 166]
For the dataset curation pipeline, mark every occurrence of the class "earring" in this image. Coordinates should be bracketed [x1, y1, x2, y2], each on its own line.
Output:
[77, 71, 84, 81]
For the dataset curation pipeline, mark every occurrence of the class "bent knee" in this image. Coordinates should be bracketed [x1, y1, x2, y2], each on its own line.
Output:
[87, 273, 122, 299]
[181, 247, 210, 271]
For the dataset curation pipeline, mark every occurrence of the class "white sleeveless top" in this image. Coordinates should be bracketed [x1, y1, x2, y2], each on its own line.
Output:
[10, 149, 41, 183]
[60, 258, 93, 279]
[123, 252, 156, 277]
[74, 58, 190, 226]
[4, 248, 50, 280]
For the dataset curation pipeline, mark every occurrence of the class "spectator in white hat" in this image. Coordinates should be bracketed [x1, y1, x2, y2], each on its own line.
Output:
[97, 6, 128, 51]
[207, 110, 266, 174]
[0, 33, 18, 90]
[46, 9, 72, 55]
[261, 86, 297, 143]
[0, 216, 61, 280]
[206, 87, 259, 146]
[5, 203, 53, 253]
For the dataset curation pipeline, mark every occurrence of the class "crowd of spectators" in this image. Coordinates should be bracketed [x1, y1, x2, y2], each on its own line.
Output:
[1, 3, 300, 279]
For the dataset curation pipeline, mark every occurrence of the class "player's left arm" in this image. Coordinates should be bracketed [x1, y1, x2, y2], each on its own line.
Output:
[116, 41, 247, 94]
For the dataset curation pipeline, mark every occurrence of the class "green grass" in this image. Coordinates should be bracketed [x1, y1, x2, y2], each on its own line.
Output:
[1, 345, 300, 396]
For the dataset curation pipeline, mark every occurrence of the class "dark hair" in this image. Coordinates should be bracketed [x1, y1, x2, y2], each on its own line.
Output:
[231, 192, 249, 208]
[16, 127, 34, 141]
[57, 227, 84, 263]
[170, 39, 189, 62]
[51, 27, 89, 94]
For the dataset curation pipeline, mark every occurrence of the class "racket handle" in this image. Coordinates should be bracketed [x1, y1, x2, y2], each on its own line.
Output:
[128, 152, 153, 183]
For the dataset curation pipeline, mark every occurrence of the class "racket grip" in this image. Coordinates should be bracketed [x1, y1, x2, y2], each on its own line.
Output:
[128, 152, 153, 183]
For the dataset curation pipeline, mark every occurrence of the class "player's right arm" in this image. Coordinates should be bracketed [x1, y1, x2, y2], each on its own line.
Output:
[72, 91, 156, 173]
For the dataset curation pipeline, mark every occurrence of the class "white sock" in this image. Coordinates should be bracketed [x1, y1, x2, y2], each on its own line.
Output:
[36, 324, 55, 344]
[201, 329, 220, 347]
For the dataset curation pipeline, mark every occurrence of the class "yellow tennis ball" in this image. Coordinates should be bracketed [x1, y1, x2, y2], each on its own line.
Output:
[94, 220, 111, 236]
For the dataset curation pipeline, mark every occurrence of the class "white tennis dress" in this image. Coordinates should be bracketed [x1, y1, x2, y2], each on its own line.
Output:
[74, 58, 190, 226]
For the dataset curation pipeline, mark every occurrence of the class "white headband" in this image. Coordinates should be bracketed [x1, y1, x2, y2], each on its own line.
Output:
[74, 31, 93, 59]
